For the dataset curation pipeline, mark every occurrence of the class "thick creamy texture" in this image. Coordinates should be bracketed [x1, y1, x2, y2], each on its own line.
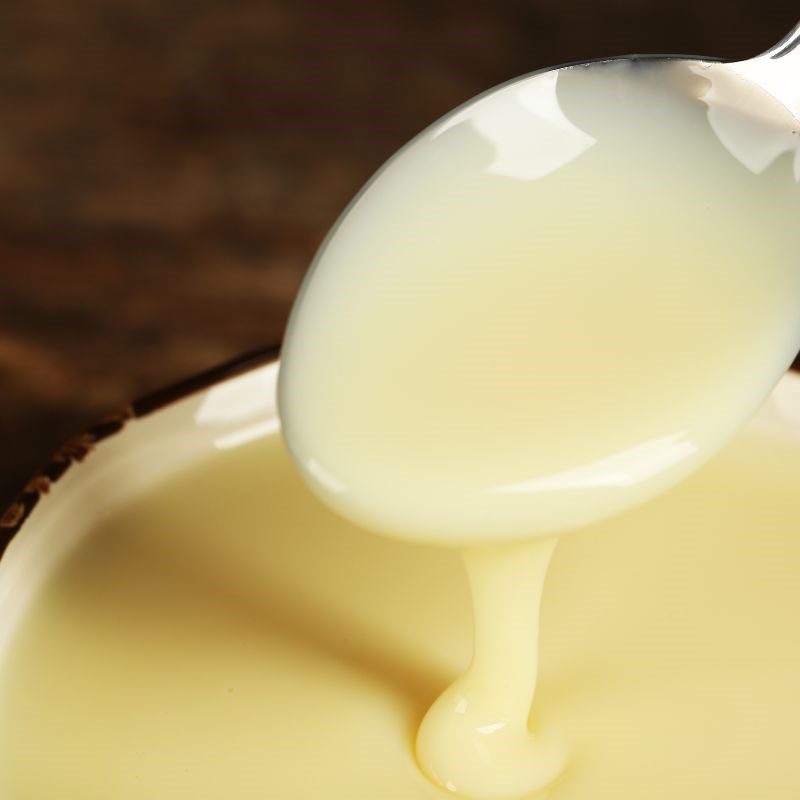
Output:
[278, 59, 800, 545]
[2, 423, 800, 798]
[277, 57, 800, 795]
[416, 538, 565, 797]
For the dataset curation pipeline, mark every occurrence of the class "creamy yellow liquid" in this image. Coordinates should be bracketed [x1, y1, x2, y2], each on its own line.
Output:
[1, 420, 800, 798]
[416, 538, 566, 797]
[279, 59, 800, 546]
[278, 58, 800, 796]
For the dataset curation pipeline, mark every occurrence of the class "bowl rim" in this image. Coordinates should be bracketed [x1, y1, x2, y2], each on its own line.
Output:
[2, 348, 797, 563]
[0, 344, 281, 561]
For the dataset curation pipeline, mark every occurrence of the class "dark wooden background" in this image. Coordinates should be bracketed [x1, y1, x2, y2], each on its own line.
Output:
[1, 0, 798, 509]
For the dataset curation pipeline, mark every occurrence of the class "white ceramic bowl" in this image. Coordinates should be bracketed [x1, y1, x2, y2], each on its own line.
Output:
[0, 348, 281, 651]
[2, 353, 800, 797]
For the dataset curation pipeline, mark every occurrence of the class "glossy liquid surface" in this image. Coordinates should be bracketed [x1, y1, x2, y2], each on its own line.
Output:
[416, 538, 565, 797]
[2, 419, 800, 798]
[279, 59, 800, 546]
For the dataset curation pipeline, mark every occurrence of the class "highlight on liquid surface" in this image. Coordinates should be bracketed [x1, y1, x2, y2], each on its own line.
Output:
[1, 415, 800, 798]
[278, 58, 800, 547]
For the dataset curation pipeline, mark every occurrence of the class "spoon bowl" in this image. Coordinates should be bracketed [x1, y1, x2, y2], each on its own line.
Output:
[278, 23, 800, 547]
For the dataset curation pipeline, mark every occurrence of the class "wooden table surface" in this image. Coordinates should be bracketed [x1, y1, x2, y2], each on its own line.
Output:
[1, 0, 798, 509]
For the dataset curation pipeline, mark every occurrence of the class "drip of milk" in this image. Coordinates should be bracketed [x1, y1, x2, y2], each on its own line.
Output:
[416, 538, 565, 797]
[278, 58, 800, 798]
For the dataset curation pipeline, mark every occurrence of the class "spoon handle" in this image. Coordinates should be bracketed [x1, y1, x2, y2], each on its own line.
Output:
[759, 19, 800, 63]
[732, 20, 800, 119]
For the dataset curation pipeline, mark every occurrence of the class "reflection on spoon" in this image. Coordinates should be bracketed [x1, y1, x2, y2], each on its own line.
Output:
[434, 71, 597, 181]
[691, 62, 800, 177]
[488, 432, 697, 495]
